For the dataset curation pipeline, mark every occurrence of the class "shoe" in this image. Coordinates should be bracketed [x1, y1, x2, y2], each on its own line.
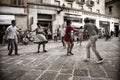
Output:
[84, 58, 90, 62]
[8, 54, 12, 56]
[67, 53, 71, 56]
[43, 50, 47, 52]
[37, 51, 40, 53]
[96, 59, 104, 64]
[15, 54, 20, 56]
[70, 52, 74, 55]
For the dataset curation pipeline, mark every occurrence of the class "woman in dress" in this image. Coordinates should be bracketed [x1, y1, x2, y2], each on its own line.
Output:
[64, 20, 74, 56]
[31, 22, 48, 53]
[78, 26, 84, 46]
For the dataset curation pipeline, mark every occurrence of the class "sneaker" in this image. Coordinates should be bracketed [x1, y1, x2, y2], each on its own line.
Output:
[96, 59, 104, 64]
[15, 54, 20, 56]
[84, 58, 90, 62]
[8, 54, 12, 56]
[43, 50, 47, 52]
[37, 51, 40, 53]
[70, 52, 74, 55]
[67, 53, 71, 56]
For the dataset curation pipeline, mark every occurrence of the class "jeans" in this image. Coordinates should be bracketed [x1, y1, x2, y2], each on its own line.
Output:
[8, 39, 18, 55]
[86, 35, 102, 60]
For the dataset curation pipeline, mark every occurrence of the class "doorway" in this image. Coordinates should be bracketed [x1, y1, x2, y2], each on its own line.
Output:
[114, 24, 119, 37]
[38, 21, 52, 40]
[0, 24, 10, 44]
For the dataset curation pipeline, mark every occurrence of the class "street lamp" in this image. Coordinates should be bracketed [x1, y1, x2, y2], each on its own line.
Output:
[57, 4, 65, 14]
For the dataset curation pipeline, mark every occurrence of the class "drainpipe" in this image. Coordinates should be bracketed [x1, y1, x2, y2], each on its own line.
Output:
[27, 3, 29, 30]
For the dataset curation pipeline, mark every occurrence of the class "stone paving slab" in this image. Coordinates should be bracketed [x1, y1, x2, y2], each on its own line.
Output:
[0, 38, 120, 80]
[37, 71, 58, 80]
[55, 74, 72, 80]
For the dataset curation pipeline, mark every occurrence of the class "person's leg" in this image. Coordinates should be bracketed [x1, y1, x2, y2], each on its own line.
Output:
[84, 38, 91, 62]
[91, 36, 103, 61]
[63, 40, 66, 48]
[79, 39, 82, 46]
[8, 39, 13, 55]
[2, 36, 5, 46]
[13, 39, 18, 55]
[43, 43, 47, 52]
[69, 42, 74, 55]
[66, 42, 70, 56]
[86, 39, 91, 58]
[8, 40, 10, 50]
[61, 37, 64, 46]
[38, 44, 41, 53]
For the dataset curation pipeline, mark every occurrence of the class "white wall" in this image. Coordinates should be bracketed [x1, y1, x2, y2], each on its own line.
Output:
[29, 8, 37, 30]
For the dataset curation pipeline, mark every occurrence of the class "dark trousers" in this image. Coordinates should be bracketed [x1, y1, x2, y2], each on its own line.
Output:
[54, 36, 57, 41]
[61, 37, 65, 46]
[8, 39, 18, 55]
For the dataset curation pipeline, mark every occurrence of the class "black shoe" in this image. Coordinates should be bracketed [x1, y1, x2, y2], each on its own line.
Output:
[70, 52, 74, 55]
[43, 50, 47, 52]
[8, 54, 12, 56]
[37, 51, 40, 53]
[15, 54, 20, 56]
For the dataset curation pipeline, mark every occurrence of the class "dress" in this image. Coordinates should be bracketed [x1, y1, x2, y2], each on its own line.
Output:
[33, 28, 47, 44]
[64, 25, 73, 42]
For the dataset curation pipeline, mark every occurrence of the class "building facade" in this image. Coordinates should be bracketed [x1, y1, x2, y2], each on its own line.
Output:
[27, 0, 120, 39]
[0, 0, 120, 40]
[0, 0, 28, 30]
[105, 0, 120, 37]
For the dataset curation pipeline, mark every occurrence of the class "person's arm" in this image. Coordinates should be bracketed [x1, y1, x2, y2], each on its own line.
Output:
[30, 28, 37, 32]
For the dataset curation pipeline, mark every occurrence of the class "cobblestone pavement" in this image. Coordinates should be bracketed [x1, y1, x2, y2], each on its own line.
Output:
[0, 38, 120, 80]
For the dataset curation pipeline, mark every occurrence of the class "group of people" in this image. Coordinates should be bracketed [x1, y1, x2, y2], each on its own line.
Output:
[5, 17, 104, 64]
[63, 18, 103, 64]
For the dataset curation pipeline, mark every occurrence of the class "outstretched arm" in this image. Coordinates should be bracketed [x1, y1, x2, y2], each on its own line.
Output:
[29, 28, 37, 32]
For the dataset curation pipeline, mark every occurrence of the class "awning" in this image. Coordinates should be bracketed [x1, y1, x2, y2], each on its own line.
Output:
[114, 23, 119, 26]
[99, 21, 110, 27]
[0, 15, 15, 25]
[64, 16, 82, 23]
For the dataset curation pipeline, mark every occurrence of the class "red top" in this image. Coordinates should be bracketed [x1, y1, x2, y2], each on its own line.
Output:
[64, 25, 73, 42]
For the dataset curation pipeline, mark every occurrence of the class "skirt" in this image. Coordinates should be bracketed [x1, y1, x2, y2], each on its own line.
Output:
[32, 34, 48, 44]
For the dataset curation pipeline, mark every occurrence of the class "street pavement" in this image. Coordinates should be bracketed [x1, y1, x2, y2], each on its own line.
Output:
[0, 38, 120, 80]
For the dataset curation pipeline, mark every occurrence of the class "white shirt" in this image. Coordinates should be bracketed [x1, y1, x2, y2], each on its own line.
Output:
[6, 25, 18, 39]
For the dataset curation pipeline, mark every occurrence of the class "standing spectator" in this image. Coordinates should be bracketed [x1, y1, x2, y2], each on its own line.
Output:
[57, 25, 61, 40]
[64, 20, 74, 56]
[61, 22, 66, 48]
[105, 29, 110, 41]
[54, 30, 58, 42]
[5, 20, 19, 56]
[83, 17, 103, 64]
[110, 30, 114, 37]
[78, 26, 84, 46]
[2, 26, 6, 46]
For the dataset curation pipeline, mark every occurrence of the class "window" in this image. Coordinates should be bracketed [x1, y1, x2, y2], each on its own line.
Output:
[97, 9, 100, 13]
[11, 0, 23, 5]
[80, 0, 85, 2]
[54, 0, 60, 6]
[68, 3, 72, 8]
[79, 6, 83, 10]
[108, 6, 113, 14]
[96, 0, 99, 4]
[40, 0, 43, 3]
[89, 8, 92, 12]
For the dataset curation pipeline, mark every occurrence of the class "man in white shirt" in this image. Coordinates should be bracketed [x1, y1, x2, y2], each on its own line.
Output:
[6, 20, 19, 56]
